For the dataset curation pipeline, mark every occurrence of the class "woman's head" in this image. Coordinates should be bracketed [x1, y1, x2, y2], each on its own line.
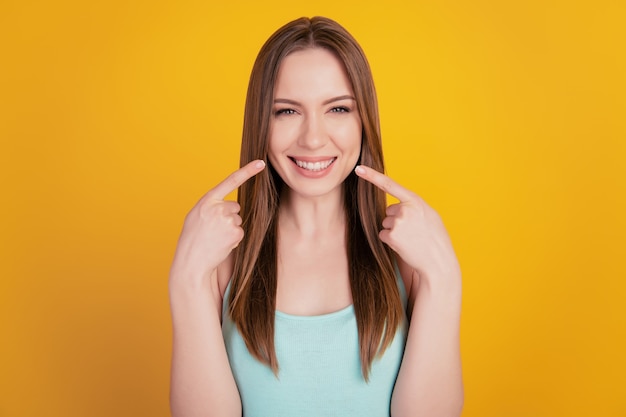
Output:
[239, 16, 384, 184]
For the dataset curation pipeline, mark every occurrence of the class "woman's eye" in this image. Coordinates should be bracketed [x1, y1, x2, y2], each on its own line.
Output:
[330, 106, 350, 113]
[275, 108, 296, 116]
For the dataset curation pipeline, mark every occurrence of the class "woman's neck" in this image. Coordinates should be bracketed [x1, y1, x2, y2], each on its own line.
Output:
[278, 188, 345, 239]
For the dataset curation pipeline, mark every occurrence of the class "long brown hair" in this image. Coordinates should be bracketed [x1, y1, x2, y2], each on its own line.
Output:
[229, 16, 403, 381]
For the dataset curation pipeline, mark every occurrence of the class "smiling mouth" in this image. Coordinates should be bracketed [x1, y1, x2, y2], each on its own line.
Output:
[290, 157, 336, 172]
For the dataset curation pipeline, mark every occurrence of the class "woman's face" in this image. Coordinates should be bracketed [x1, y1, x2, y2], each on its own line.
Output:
[268, 47, 362, 200]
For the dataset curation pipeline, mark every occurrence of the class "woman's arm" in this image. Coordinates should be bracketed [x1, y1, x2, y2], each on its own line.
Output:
[170, 268, 241, 417]
[391, 260, 463, 417]
[169, 160, 266, 417]
[354, 165, 463, 416]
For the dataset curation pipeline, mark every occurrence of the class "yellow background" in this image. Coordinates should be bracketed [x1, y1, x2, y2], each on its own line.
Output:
[1, 0, 624, 416]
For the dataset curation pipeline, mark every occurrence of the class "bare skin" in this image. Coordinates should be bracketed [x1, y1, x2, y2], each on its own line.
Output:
[260, 48, 361, 317]
[355, 165, 464, 417]
[169, 160, 265, 417]
[274, 191, 352, 316]
[170, 47, 463, 417]
[170, 162, 463, 417]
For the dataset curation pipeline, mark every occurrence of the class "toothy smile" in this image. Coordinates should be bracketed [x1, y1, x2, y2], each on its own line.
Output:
[291, 157, 336, 171]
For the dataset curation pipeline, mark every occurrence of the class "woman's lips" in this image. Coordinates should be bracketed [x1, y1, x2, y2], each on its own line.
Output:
[291, 157, 336, 171]
[288, 156, 337, 177]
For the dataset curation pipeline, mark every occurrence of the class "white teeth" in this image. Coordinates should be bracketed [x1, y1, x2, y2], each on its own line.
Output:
[294, 158, 335, 171]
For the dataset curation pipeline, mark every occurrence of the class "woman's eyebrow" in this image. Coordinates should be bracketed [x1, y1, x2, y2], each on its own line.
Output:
[273, 95, 356, 105]
[274, 98, 300, 105]
[323, 95, 356, 105]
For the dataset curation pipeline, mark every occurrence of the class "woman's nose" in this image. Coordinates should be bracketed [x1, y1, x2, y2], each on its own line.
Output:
[297, 114, 327, 150]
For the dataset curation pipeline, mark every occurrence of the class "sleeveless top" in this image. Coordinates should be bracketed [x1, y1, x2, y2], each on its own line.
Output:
[221, 270, 408, 417]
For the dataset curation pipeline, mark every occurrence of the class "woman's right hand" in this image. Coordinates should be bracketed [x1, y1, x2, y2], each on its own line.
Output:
[169, 159, 266, 285]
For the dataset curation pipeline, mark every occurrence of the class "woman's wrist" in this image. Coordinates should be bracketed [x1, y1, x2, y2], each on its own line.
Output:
[169, 266, 216, 298]
[416, 265, 462, 300]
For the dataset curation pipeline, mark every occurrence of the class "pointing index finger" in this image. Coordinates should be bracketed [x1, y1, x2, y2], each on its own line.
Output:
[354, 165, 415, 203]
[211, 160, 266, 200]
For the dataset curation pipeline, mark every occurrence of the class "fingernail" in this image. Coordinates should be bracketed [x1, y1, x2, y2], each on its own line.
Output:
[355, 165, 364, 175]
[255, 160, 266, 169]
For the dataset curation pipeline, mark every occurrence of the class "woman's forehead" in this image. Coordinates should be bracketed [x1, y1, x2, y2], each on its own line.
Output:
[274, 48, 354, 101]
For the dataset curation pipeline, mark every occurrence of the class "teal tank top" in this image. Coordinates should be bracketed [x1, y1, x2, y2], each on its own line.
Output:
[221, 271, 408, 417]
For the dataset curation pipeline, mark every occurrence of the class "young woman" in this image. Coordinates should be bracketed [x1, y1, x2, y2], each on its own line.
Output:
[169, 16, 463, 417]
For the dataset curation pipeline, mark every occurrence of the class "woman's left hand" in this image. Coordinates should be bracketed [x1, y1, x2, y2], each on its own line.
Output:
[355, 165, 461, 288]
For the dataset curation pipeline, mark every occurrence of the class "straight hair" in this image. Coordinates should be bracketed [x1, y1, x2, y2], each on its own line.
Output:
[228, 16, 403, 381]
